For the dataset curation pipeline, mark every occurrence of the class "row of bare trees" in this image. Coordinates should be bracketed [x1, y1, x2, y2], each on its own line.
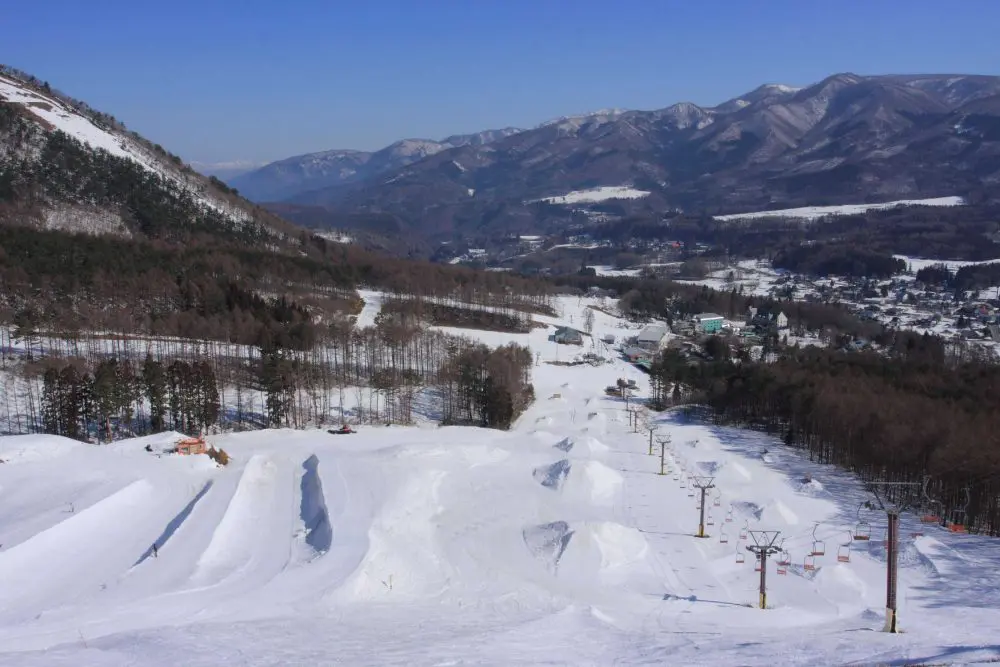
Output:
[2, 301, 536, 438]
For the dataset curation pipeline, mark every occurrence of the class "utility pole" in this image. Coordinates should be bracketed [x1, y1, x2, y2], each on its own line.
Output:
[746, 530, 782, 609]
[692, 476, 716, 537]
[865, 480, 921, 633]
[656, 435, 671, 475]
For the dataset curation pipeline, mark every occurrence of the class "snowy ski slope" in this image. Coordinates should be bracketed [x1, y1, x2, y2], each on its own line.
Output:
[0, 300, 997, 666]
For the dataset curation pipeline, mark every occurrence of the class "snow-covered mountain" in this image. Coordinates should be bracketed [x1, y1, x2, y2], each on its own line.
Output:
[280, 72, 1000, 240]
[190, 160, 266, 181]
[0, 67, 287, 240]
[230, 127, 524, 202]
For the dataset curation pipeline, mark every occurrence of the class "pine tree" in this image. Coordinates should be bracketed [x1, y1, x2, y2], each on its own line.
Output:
[143, 357, 168, 432]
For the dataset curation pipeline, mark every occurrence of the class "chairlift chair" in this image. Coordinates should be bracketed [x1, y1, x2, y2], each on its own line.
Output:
[810, 523, 826, 556]
[804, 554, 817, 571]
[735, 549, 745, 565]
[777, 550, 791, 566]
[776, 560, 788, 575]
[719, 527, 729, 544]
[739, 523, 748, 540]
[853, 520, 871, 541]
[707, 511, 715, 526]
[725, 507, 733, 523]
[754, 556, 762, 573]
[713, 490, 722, 507]
[837, 544, 851, 563]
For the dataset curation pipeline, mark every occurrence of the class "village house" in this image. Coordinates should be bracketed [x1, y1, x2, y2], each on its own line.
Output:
[552, 326, 584, 345]
[637, 323, 669, 349]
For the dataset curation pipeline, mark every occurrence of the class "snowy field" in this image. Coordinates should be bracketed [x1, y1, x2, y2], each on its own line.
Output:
[0, 301, 998, 666]
[894, 254, 1000, 273]
[714, 196, 964, 221]
[533, 186, 651, 205]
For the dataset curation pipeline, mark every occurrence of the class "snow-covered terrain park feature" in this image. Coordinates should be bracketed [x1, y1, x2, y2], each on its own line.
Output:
[0, 299, 998, 666]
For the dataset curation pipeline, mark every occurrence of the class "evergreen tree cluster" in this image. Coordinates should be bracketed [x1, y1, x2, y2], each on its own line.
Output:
[41, 356, 220, 441]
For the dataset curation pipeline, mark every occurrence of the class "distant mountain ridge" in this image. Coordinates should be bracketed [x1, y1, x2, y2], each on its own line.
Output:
[248, 72, 1000, 242]
[229, 128, 523, 202]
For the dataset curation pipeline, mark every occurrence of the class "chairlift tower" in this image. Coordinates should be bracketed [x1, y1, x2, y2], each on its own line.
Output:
[745, 530, 782, 609]
[646, 422, 657, 455]
[656, 435, 672, 475]
[692, 476, 716, 538]
[864, 479, 922, 633]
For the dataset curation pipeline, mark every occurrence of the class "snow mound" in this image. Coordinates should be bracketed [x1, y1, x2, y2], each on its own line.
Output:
[0, 434, 84, 464]
[553, 436, 610, 455]
[731, 501, 764, 521]
[524, 521, 648, 576]
[554, 437, 575, 452]
[523, 520, 574, 571]
[191, 455, 281, 586]
[533, 459, 622, 504]
[795, 478, 825, 494]
[135, 481, 215, 565]
[534, 459, 572, 490]
[697, 460, 722, 475]
[336, 470, 449, 601]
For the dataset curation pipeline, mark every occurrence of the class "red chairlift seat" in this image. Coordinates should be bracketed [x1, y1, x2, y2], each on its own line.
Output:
[837, 545, 851, 563]
[776, 561, 787, 575]
[853, 521, 871, 541]
[735, 551, 745, 564]
[754, 557, 762, 573]
[804, 554, 816, 571]
[810, 541, 826, 557]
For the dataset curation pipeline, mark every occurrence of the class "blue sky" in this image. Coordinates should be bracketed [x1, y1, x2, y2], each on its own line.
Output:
[5, 0, 1000, 165]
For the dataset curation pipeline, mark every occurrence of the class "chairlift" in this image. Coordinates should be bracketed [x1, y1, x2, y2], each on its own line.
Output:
[948, 487, 971, 533]
[776, 560, 788, 575]
[920, 475, 942, 524]
[713, 490, 722, 507]
[837, 533, 851, 563]
[854, 521, 871, 541]
[707, 510, 715, 526]
[810, 523, 826, 556]
[719, 527, 729, 544]
[777, 550, 791, 566]
[754, 555, 762, 573]
[739, 522, 749, 540]
[735, 547, 745, 564]
[804, 554, 816, 571]
[854, 503, 872, 541]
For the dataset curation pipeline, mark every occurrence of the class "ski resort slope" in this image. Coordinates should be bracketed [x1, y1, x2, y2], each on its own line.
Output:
[1, 299, 998, 666]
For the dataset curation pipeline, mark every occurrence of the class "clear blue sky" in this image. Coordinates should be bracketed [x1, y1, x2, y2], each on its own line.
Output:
[5, 0, 1000, 165]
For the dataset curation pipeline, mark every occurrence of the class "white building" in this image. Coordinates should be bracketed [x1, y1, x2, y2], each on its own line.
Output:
[637, 323, 669, 349]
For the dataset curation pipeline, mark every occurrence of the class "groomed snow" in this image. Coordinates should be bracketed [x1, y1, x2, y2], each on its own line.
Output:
[714, 196, 965, 221]
[533, 186, 651, 205]
[0, 298, 997, 665]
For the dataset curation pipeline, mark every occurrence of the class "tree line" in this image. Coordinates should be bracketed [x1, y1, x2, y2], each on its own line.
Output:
[648, 334, 1000, 536]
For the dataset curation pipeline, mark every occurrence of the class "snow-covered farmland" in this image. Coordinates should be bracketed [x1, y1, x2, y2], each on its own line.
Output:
[0, 299, 997, 665]
[533, 185, 651, 205]
[714, 196, 965, 221]
[893, 254, 1000, 273]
